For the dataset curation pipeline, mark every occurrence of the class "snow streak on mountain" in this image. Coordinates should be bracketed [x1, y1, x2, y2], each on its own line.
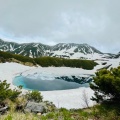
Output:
[0, 39, 118, 59]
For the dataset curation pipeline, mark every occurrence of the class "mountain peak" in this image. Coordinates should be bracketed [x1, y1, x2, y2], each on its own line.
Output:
[0, 39, 113, 59]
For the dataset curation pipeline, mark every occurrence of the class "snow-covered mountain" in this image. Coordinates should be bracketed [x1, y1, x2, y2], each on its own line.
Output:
[0, 39, 115, 59]
[113, 52, 120, 58]
[0, 39, 50, 58]
[50, 43, 105, 59]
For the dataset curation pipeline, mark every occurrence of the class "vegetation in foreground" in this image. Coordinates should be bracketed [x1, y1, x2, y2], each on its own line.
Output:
[0, 67, 120, 120]
[0, 50, 98, 69]
[90, 66, 120, 103]
[0, 102, 120, 120]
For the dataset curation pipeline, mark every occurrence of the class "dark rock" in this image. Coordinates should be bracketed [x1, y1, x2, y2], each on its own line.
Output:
[97, 64, 112, 71]
[102, 62, 107, 65]
[55, 75, 92, 84]
[0, 106, 8, 115]
[16, 104, 24, 112]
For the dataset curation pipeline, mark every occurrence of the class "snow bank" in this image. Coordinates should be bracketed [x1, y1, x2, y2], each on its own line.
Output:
[0, 58, 119, 109]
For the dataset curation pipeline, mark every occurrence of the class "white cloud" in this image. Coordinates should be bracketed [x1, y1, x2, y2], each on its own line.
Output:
[0, 0, 119, 53]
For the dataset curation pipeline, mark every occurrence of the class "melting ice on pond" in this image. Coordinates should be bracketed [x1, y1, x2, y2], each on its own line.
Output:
[13, 72, 90, 91]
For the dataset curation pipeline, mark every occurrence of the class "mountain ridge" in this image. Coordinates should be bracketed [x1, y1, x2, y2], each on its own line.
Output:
[0, 39, 118, 59]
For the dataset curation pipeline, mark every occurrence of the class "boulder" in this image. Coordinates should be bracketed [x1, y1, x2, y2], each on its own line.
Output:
[24, 101, 46, 114]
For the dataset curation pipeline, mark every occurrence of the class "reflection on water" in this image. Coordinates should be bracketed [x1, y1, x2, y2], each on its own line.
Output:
[13, 76, 89, 91]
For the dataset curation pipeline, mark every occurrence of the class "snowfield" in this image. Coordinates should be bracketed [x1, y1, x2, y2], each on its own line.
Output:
[0, 58, 119, 109]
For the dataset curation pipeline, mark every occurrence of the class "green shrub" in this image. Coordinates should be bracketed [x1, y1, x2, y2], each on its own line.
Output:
[0, 51, 35, 64]
[45, 112, 55, 119]
[0, 51, 98, 69]
[0, 80, 21, 103]
[90, 66, 120, 103]
[34, 57, 98, 70]
[4, 115, 12, 120]
[26, 90, 43, 102]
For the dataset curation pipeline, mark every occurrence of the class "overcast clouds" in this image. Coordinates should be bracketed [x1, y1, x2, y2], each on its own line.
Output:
[0, 0, 120, 53]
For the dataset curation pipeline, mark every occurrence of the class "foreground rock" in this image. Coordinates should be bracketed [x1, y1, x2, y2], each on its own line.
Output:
[24, 101, 46, 114]
[24, 101, 56, 114]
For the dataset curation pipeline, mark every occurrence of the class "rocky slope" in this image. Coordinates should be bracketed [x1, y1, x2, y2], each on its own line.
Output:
[0, 39, 116, 59]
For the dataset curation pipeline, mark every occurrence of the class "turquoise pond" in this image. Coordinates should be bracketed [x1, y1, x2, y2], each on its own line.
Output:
[13, 75, 89, 91]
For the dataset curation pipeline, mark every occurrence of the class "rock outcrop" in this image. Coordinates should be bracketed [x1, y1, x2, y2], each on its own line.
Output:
[24, 101, 46, 114]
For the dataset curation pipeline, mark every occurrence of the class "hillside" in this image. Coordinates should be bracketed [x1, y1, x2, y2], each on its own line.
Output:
[0, 51, 98, 70]
[0, 39, 50, 58]
[0, 39, 114, 59]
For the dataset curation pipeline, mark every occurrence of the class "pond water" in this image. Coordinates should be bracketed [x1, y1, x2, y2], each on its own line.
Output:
[13, 75, 89, 91]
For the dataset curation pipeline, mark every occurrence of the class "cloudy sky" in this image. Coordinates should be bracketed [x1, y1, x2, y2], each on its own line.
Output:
[0, 0, 120, 53]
